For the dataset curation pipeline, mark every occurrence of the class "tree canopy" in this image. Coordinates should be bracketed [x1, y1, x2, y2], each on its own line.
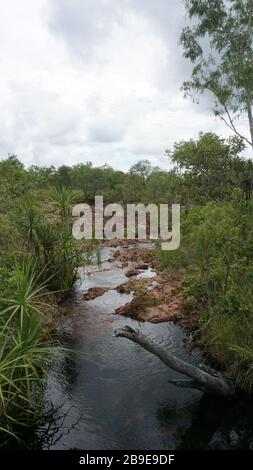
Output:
[181, 0, 253, 150]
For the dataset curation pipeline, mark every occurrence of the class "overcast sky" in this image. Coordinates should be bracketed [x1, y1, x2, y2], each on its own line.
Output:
[0, 0, 250, 171]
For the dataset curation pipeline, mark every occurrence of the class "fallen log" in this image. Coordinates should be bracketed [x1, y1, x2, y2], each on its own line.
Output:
[114, 326, 235, 396]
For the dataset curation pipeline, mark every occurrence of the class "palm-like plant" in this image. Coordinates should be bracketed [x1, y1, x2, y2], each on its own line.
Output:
[54, 225, 80, 291]
[49, 187, 74, 223]
[23, 207, 41, 253]
[57, 225, 75, 261]
[35, 222, 57, 264]
[0, 259, 55, 442]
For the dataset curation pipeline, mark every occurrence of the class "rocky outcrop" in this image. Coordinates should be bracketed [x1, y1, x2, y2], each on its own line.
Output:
[83, 287, 111, 300]
[125, 268, 140, 277]
[115, 272, 194, 324]
[116, 293, 161, 319]
[112, 247, 156, 268]
[116, 278, 150, 294]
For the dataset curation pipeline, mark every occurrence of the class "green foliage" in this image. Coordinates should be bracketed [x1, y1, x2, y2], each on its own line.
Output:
[129, 160, 153, 182]
[0, 133, 253, 422]
[0, 155, 84, 439]
[166, 132, 246, 203]
[181, 0, 253, 148]
[0, 260, 54, 442]
[22, 214, 80, 293]
[26, 158, 181, 206]
[48, 187, 75, 223]
[160, 200, 253, 391]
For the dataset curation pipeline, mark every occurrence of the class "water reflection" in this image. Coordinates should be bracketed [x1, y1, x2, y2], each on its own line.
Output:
[31, 247, 203, 450]
[10, 244, 245, 450]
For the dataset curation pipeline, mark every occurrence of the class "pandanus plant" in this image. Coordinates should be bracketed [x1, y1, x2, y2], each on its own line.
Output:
[23, 210, 80, 292]
[23, 207, 41, 254]
[48, 187, 75, 223]
[0, 259, 55, 442]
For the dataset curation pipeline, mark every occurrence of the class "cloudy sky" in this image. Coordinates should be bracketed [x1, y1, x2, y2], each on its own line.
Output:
[0, 0, 250, 171]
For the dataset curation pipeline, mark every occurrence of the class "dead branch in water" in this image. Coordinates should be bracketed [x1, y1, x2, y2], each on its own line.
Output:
[114, 326, 235, 396]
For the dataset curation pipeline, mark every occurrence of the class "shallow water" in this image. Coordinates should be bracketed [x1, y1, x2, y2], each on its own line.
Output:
[10, 245, 253, 450]
[32, 245, 208, 450]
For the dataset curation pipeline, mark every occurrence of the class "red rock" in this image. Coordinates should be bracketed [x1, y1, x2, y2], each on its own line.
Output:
[136, 263, 149, 270]
[115, 293, 160, 318]
[116, 278, 150, 294]
[125, 268, 140, 277]
[83, 287, 110, 300]
[115, 273, 191, 324]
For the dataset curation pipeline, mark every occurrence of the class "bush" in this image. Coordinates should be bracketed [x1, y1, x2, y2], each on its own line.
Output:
[159, 201, 253, 391]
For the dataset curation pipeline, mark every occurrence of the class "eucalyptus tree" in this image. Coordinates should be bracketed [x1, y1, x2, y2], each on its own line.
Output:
[181, 0, 253, 151]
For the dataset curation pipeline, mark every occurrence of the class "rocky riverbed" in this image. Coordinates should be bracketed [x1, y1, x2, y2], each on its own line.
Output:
[81, 239, 196, 326]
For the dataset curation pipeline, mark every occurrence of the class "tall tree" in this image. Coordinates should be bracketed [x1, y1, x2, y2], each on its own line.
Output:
[181, 0, 253, 151]
[129, 160, 152, 185]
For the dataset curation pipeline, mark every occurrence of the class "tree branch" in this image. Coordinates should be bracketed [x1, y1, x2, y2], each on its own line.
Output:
[216, 108, 253, 147]
[114, 326, 235, 396]
[206, 86, 253, 147]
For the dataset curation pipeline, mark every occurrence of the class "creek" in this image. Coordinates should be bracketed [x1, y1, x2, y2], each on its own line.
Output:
[21, 244, 253, 450]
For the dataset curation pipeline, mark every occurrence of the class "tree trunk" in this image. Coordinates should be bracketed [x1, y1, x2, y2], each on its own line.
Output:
[114, 326, 235, 396]
[247, 97, 253, 149]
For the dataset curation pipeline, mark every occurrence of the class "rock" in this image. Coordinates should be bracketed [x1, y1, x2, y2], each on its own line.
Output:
[117, 278, 150, 294]
[115, 272, 193, 324]
[111, 247, 156, 267]
[83, 287, 110, 300]
[117, 283, 130, 294]
[115, 293, 160, 318]
[143, 304, 184, 323]
[147, 281, 159, 290]
[136, 262, 149, 270]
[125, 268, 140, 277]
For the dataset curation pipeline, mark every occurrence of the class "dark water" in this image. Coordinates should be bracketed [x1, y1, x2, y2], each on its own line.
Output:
[26, 246, 253, 450]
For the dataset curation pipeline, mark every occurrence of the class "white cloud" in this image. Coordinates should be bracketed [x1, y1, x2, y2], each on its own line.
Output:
[0, 0, 251, 170]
